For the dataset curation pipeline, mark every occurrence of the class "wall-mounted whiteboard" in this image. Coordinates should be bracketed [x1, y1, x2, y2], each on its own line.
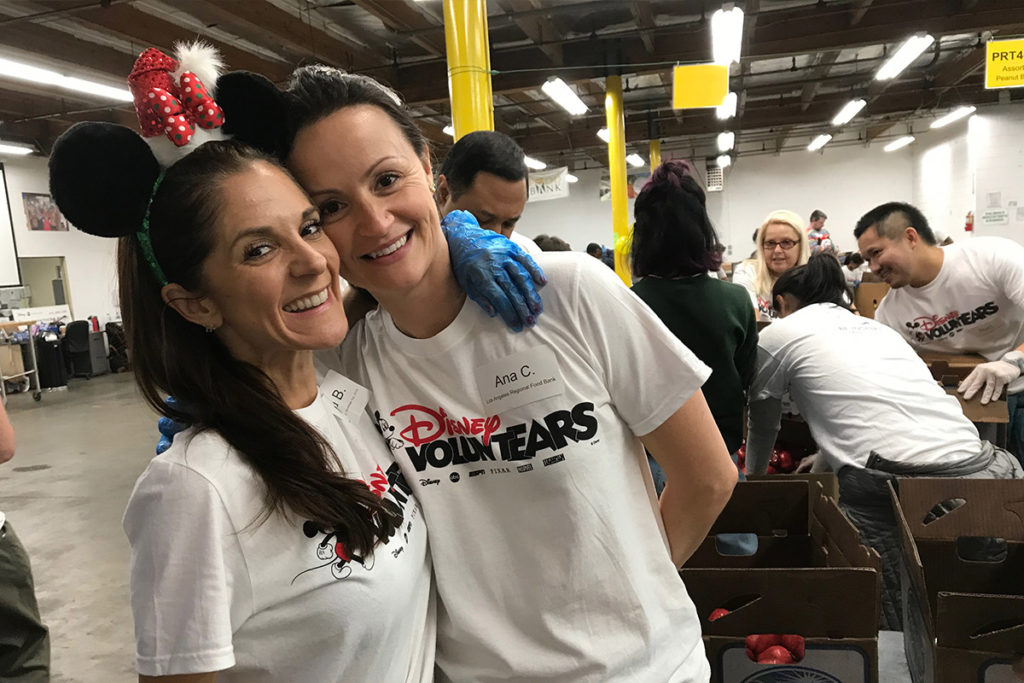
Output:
[0, 165, 22, 287]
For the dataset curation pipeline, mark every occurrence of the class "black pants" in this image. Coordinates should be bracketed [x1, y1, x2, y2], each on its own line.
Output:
[0, 521, 50, 682]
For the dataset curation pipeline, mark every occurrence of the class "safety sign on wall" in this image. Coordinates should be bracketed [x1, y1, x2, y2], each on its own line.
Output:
[986, 38, 1024, 89]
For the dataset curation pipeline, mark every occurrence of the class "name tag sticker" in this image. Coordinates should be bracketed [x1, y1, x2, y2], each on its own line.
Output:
[475, 346, 565, 413]
[320, 370, 369, 420]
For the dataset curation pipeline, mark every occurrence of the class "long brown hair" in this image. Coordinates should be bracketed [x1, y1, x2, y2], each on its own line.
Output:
[122, 140, 392, 553]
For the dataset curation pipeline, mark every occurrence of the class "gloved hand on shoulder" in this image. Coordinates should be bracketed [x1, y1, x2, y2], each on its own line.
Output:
[442, 210, 546, 332]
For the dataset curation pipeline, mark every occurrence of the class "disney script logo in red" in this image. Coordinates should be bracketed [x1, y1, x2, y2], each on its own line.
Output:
[912, 311, 959, 332]
[391, 404, 501, 447]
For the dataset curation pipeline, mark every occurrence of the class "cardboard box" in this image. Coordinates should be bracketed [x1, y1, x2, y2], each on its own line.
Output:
[855, 282, 890, 319]
[0, 343, 24, 378]
[890, 478, 1024, 683]
[746, 472, 840, 501]
[682, 480, 882, 682]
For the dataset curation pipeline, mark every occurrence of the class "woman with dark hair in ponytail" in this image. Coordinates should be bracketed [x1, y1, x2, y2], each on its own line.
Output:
[630, 160, 757, 492]
[47, 46, 437, 682]
[746, 253, 1021, 630]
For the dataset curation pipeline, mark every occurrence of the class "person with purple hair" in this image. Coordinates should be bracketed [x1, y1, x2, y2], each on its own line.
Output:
[631, 161, 758, 492]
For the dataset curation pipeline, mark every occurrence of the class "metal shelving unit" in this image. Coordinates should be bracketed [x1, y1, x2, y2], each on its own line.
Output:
[0, 320, 42, 404]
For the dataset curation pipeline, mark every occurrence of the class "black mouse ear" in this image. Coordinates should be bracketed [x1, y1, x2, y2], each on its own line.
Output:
[49, 122, 160, 238]
[217, 70, 290, 159]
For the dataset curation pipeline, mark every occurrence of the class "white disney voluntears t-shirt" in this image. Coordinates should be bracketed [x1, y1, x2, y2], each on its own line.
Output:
[122, 391, 435, 681]
[875, 237, 1024, 394]
[751, 303, 982, 470]
[327, 252, 713, 682]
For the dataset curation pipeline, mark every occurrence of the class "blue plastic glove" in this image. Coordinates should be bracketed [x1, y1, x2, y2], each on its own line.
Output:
[156, 396, 189, 454]
[442, 210, 546, 332]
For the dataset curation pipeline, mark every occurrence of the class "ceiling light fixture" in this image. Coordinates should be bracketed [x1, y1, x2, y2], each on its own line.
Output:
[717, 131, 735, 152]
[541, 77, 589, 116]
[442, 125, 454, 137]
[596, 127, 610, 143]
[716, 91, 737, 119]
[875, 34, 935, 81]
[524, 156, 547, 170]
[716, 154, 732, 168]
[0, 142, 35, 156]
[832, 98, 867, 126]
[930, 105, 976, 129]
[625, 153, 646, 168]
[884, 136, 916, 152]
[711, 6, 744, 65]
[566, 173, 579, 183]
[0, 56, 132, 101]
[807, 134, 832, 152]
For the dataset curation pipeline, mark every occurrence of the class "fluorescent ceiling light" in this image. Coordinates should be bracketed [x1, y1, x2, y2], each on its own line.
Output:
[716, 154, 732, 169]
[0, 142, 34, 156]
[566, 173, 579, 183]
[884, 135, 915, 152]
[625, 153, 645, 168]
[832, 98, 867, 126]
[524, 156, 547, 170]
[442, 125, 454, 137]
[596, 127, 610, 143]
[541, 77, 588, 116]
[0, 56, 132, 101]
[930, 105, 976, 129]
[875, 34, 935, 81]
[711, 7, 744, 65]
[716, 91, 737, 120]
[807, 134, 832, 152]
[717, 131, 735, 152]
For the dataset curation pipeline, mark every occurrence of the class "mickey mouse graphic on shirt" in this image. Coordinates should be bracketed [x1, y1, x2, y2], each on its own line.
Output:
[374, 410, 406, 451]
[292, 463, 413, 584]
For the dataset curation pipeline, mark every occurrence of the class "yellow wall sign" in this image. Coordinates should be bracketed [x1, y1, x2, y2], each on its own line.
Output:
[672, 64, 729, 109]
[986, 38, 1024, 89]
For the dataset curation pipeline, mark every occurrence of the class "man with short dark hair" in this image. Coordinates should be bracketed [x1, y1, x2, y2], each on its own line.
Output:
[855, 201, 1024, 461]
[435, 130, 539, 254]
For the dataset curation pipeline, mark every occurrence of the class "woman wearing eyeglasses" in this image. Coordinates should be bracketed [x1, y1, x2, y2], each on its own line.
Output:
[732, 210, 810, 322]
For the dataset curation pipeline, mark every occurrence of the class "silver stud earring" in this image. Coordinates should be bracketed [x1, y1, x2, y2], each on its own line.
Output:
[204, 326, 216, 334]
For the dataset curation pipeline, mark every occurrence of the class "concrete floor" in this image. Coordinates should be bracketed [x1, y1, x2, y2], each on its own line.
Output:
[2, 373, 146, 682]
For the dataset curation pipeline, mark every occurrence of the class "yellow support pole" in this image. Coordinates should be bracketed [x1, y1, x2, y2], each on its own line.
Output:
[604, 75, 630, 286]
[649, 139, 662, 170]
[443, 0, 494, 139]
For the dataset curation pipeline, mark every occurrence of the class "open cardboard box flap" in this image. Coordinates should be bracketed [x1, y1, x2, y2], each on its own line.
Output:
[935, 592, 1024, 652]
[897, 478, 1024, 541]
[706, 479, 809, 536]
[683, 567, 880, 638]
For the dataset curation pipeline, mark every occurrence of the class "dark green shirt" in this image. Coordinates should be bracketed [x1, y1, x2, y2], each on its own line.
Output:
[631, 274, 757, 453]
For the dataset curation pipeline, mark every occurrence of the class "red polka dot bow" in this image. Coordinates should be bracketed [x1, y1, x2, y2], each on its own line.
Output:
[145, 73, 224, 147]
[127, 47, 225, 147]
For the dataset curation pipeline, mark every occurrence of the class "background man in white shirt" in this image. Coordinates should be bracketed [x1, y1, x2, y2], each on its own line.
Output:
[855, 201, 1024, 462]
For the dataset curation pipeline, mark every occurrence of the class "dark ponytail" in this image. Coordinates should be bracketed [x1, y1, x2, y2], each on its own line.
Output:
[49, 128, 393, 556]
[632, 160, 723, 278]
[772, 253, 850, 313]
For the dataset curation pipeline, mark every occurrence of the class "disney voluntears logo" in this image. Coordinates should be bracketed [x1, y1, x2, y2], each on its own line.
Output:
[905, 301, 999, 343]
[384, 401, 599, 473]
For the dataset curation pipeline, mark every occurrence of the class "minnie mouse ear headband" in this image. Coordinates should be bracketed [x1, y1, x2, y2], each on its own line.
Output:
[49, 43, 231, 286]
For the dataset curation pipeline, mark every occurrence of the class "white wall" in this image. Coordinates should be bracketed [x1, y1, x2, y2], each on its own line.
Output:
[520, 143, 917, 260]
[706, 143, 915, 259]
[912, 122, 973, 242]
[2, 155, 119, 323]
[518, 167, 633, 252]
[969, 104, 1024, 243]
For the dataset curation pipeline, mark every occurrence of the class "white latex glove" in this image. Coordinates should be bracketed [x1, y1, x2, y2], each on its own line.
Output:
[795, 453, 819, 473]
[958, 360, 1021, 404]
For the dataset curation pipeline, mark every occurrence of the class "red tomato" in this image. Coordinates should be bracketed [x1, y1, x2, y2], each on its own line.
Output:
[757, 645, 794, 664]
[744, 634, 780, 656]
[775, 450, 795, 472]
[779, 634, 805, 661]
[708, 608, 730, 621]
